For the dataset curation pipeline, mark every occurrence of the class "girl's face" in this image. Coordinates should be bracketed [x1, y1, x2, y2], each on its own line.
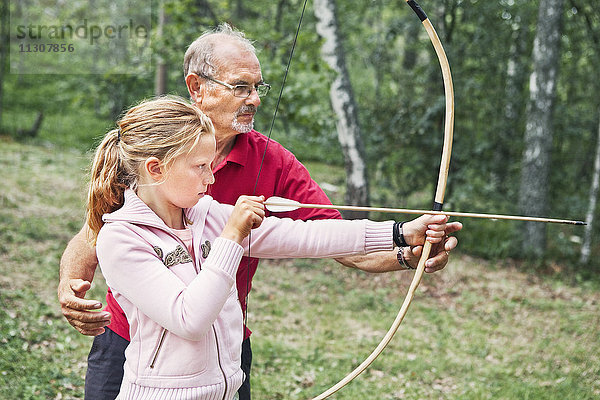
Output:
[161, 133, 216, 209]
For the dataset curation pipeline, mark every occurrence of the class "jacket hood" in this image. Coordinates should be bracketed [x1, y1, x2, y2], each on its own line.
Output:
[103, 189, 211, 230]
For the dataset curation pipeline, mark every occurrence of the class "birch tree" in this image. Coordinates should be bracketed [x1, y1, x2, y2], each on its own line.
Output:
[314, 0, 369, 218]
[580, 110, 600, 264]
[518, 0, 564, 257]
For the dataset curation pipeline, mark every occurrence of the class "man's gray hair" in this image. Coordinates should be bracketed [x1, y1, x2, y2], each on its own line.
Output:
[183, 23, 256, 78]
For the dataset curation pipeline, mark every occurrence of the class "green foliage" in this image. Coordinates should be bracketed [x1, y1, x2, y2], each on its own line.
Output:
[240, 3, 341, 162]
[1, 0, 599, 263]
[2, 71, 151, 150]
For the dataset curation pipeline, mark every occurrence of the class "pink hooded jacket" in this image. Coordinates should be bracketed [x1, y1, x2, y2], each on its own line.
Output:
[96, 189, 394, 399]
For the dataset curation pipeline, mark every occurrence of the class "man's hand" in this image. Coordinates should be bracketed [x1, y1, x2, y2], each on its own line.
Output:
[58, 224, 106, 336]
[58, 278, 111, 336]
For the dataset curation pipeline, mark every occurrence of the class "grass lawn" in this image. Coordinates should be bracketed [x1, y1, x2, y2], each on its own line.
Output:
[1, 139, 599, 399]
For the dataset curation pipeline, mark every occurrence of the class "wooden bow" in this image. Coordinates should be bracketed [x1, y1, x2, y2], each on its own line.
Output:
[310, 1, 454, 398]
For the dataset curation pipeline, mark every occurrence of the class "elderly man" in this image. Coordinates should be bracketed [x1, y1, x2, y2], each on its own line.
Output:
[58, 23, 461, 399]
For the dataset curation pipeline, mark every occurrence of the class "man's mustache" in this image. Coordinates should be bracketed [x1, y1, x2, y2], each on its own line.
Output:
[235, 105, 257, 116]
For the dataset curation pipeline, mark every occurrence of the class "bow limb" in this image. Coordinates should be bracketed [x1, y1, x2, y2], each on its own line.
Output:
[310, 1, 454, 398]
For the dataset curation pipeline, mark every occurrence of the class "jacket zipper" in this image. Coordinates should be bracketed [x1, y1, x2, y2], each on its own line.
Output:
[137, 217, 196, 369]
[213, 325, 228, 400]
[169, 228, 200, 273]
[149, 328, 167, 368]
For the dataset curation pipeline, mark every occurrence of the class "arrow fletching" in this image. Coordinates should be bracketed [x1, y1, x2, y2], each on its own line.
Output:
[264, 196, 302, 212]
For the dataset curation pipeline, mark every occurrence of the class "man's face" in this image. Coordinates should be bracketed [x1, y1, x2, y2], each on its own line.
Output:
[196, 44, 264, 138]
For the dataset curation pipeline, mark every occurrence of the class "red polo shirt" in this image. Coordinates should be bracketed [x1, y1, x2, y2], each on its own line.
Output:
[105, 130, 340, 340]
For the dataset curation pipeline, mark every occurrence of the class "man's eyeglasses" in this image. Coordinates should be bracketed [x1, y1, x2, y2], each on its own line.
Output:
[201, 75, 271, 98]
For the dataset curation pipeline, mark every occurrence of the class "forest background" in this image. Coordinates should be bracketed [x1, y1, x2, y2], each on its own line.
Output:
[3, 0, 600, 266]
[1, 0, 599, 398]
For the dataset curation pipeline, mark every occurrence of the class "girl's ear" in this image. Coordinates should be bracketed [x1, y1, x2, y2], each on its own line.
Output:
[144, 157, 164, 182]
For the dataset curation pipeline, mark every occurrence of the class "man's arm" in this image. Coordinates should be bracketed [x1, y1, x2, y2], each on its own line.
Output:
[335, 250, 400, 272]
[58, 224, 111, 336]
[335, 220, 462, 273]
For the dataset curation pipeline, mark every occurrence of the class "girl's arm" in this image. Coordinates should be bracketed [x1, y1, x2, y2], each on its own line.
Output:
[243, 216, 394, 259]
[208, 196, 449, 260]
[205, 195, 394, 259]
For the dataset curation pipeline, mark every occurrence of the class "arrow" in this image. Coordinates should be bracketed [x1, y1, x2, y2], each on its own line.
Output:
[264, 196, 586, 225]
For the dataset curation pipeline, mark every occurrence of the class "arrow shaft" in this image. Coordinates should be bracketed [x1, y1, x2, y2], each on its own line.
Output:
[264, 200, 585, 225]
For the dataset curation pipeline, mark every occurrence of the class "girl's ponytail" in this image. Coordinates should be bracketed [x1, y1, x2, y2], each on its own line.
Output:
[86, 129, 129, 243]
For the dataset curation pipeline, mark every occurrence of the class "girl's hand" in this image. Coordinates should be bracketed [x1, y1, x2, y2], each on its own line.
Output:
[221, 195, 266, 244]
[404, 219, 463, 272]
[401, 214, 450, 246]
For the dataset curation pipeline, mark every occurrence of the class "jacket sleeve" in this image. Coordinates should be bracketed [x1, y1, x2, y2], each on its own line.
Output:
[206, 199, 394, 259]
[242, 217, 394, 259]
[97, 224, 243, 341]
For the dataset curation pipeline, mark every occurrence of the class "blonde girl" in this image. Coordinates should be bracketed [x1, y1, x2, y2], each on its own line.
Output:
[87, 96, 449, 399]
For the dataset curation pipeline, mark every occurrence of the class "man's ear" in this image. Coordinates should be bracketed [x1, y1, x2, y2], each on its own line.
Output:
[185, 73, 203, 104]
[144, 157, 164, 182]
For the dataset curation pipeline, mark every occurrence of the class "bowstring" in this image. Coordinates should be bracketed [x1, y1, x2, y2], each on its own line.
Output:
[244, 0, 309, 331]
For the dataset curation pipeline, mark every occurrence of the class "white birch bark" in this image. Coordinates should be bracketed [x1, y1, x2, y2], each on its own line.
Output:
[580, 109, 600, 264]
[314, 0, 369, 218]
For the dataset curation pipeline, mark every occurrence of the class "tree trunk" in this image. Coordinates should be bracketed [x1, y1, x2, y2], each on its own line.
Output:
[314, 0, 369, 219]
[402, 18, 421, 71]
[580, 109, 600, 264]
[518, 0, 564, 258]
[17, 111, 43, 138]
[154, 0, 167, 96]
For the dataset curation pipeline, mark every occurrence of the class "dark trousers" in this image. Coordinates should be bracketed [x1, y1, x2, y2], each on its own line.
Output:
[84, 328, 127, 400]
[239, 336, 253, 400]
[84, 328, 253, 400]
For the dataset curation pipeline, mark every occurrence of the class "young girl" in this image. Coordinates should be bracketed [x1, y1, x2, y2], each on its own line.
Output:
[87, 96, 449, 399]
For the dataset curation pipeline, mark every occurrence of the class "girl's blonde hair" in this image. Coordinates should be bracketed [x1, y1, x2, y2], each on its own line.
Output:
[86, 96, 214, 243]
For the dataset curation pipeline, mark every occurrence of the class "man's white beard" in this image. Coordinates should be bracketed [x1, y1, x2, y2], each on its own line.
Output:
[232, 118, 254, 133]
[232, 105, 256, 133]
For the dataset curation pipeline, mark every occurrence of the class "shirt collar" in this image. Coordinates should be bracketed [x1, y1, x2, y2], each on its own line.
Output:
[213, 131, 252, 172]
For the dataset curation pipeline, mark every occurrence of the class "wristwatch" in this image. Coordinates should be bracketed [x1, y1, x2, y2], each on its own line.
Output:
[396, 247, 415, 270]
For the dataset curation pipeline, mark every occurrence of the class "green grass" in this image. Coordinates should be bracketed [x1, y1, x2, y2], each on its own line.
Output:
[1, 138, 599, 399]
